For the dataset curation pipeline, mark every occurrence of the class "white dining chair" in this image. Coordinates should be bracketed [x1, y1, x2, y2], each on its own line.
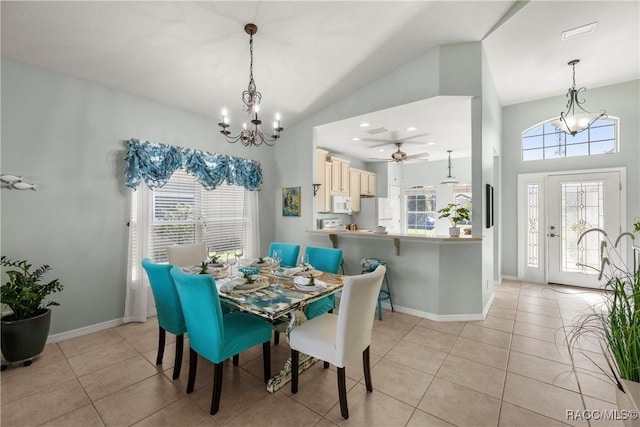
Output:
[289, 265, 386, 420]
[166, 243, 207, 267]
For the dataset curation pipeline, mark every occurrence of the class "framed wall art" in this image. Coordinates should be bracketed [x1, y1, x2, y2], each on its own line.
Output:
[486, 183, 494, 228]
[282, 187, 301, 217]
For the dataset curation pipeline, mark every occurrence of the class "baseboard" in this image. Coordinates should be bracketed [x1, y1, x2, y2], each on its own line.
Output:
[47, 318, 125, 344]
[483, 292, 496, 318]
[378, 302, 486, 322]
[501, 275, 519, 281]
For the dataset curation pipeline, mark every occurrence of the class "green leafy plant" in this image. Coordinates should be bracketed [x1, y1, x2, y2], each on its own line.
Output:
[437, 203, 471, 227]
[1, 256, 63, 321]
[633, 218, 640, 233]
[566, 229, 639, 390]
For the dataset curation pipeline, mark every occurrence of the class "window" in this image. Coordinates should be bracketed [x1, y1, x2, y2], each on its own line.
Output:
[452, 184, 472, 227]
[522, 117, 618, 161]
[405, 187, 436, 235]
[150, 169, 246, 263]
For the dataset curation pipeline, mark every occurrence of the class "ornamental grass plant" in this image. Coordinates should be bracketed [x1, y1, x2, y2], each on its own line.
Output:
[566, 229, 640, 391]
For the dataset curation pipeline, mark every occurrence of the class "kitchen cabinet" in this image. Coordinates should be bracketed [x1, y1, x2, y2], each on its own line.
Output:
[360, 171, 377, 196]
[315, 149, 331, 212]
[349, 169, 361, 212]
[330, 156, 350, 196]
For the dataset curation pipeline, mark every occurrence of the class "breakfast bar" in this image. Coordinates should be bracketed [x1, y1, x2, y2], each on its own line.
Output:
[307, 229, 489, 321]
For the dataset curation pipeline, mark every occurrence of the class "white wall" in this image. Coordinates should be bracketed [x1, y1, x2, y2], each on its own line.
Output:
[1, 58, 278, 334]
[501, 80, 640, 278]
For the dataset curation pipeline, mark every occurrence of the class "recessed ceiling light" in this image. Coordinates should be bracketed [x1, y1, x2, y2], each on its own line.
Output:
[360, 122, 370, 128]
[378, 149, 385, 152]
[406, 126, 417, 131]
[352, 137, 361, 141]
[427, 142, 436, 145]
[561, 22, 597, 41]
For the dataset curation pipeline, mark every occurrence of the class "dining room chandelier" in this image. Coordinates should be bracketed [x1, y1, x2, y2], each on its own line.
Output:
[440, 150, 459, 185]
[218, 23, 283, 147]
[551, 59, 606, 136]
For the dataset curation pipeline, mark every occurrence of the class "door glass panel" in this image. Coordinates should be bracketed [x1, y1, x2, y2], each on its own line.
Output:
[561, 181, 604, 274]
[527, 184, 539, 268]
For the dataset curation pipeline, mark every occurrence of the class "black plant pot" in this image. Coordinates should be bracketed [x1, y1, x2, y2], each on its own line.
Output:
[1, 309, 51, 365]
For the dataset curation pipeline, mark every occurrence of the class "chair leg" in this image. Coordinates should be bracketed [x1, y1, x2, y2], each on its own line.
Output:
[323, 361, 330, 369]
[363, 346, 373, 392]
[385, 273, 395, 312]
[262, 341, 271, 383]
[377, 297, 383, 321]
[291, 350, 300, 394]
[232, 354, 239, 366]
[156, 326, 166, 365]
[186, 348, 198, 394]
[210, 362, 224, 415]
[337, 367, 349, 419]
[274, 331, 280, 345]
[172, 334, 184, 380]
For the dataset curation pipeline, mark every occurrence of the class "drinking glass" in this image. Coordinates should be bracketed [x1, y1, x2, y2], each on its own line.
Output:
[272, 249, 282, 272]
[227, 253, 237, 276]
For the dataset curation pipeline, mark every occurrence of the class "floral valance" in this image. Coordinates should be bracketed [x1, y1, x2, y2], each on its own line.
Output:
[124, 138, 262, 191]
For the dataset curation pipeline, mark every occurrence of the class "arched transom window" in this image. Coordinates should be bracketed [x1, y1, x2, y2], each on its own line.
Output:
[521, 117, 618, 162]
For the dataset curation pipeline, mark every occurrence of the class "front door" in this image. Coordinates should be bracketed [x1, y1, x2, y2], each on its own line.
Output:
[547, 171, 621, 288]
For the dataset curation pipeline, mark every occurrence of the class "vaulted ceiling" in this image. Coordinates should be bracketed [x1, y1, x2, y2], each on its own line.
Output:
[2, 1, 638, 161]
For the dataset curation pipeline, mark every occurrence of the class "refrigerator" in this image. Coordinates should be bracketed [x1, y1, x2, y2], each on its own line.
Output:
[357, 197, 398, 232]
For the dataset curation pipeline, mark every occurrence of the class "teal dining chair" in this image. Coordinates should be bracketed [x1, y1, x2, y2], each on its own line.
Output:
[169, 267, 272, 416]
[304, 246, 343, 320]
[268, 242, 300, 268]
[141, 258, 186, 380]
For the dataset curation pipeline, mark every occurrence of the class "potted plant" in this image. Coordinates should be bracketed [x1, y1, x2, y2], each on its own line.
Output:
[437, 203, 471, 237]
[1, 256, 63, 369]
[565, 229, 639, 426]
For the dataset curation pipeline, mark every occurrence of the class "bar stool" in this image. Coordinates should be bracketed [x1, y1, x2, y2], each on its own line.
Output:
[360, 258, 394, 320]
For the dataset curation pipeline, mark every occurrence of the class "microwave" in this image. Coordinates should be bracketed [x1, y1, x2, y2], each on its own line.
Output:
[332, 196, 353, 213]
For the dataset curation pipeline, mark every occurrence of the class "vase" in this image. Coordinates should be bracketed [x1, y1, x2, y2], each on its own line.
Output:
[449, 227, 460, 237]
[616, 378, 640, 427]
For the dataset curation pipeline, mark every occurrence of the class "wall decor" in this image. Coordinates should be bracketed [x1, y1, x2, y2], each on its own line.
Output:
[282, 187, 301, 217]
[486, 184, 494, 228]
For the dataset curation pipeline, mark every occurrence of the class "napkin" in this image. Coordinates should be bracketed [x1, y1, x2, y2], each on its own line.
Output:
[282, 266, 303, 276]
[253, 256, 274, 265]
[216, 277, 247, 293]
[293, 276, 327, 288]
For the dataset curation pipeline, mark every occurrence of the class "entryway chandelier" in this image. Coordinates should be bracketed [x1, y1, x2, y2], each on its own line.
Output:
[440, 150, 459, 185]
[218, 23, 283, 147]
[551, 59, 606, 136]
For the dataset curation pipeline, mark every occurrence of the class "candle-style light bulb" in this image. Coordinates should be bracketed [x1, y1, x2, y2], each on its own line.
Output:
[221, 108, 228, 124]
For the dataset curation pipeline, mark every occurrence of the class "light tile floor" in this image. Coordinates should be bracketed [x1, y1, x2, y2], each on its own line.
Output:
[1, 280, 624, 426]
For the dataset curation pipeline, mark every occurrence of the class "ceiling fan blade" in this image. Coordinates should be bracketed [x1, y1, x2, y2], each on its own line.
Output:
[401, 132, 430, 141]
[404, 152, 430, 160]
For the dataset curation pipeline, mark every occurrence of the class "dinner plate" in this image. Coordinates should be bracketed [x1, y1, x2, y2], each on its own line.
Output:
[294, 282, 325, 292]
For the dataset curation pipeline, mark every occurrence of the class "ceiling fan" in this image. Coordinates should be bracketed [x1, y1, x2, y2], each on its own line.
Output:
[371, 142, 430, 163]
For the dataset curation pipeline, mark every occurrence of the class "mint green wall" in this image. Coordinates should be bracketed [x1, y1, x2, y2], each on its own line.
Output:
[501, 80, 640, 277]
[1, 58, 277, 334]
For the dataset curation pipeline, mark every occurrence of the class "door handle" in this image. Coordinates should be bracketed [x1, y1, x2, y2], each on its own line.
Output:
[547, 233, 557, 238]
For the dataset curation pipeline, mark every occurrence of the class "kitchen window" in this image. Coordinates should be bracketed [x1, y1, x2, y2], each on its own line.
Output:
[405, 187, 436, 235]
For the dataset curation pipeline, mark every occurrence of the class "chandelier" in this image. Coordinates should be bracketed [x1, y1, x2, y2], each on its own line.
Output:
[218, 23, 283, 147]
[440, 150, 459, 185]
[551, 59, 606, 136]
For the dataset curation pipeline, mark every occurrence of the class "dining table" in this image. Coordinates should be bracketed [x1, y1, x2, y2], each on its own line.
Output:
[187, 259, 346, 392]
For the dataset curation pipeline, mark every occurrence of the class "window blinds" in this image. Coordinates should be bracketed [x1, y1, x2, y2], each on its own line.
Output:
[149, 169, 246, 263]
